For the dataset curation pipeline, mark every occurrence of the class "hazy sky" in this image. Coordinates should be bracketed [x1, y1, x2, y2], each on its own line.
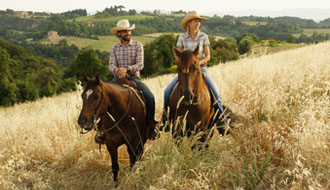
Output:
[1, 0, 330, 13]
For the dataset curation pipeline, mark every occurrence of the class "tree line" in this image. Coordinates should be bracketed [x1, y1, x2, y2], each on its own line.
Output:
[1, 8, 330, 43]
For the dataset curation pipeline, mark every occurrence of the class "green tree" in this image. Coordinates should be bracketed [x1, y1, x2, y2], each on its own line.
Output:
[288, 35, 296, 43]
[238, 38, 253, 54]
[56, 78, 77, 94]
[16, 80, 38, 102]
[65, 48, 108, 81]
[0, 48, 18, 106]
[210, 36, 239, 64]
[142, 34, 178, 76]
[38, 66, 58, 97]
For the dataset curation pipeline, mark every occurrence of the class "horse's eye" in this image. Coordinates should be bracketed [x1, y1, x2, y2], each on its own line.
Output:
[94, 95, 99, 99]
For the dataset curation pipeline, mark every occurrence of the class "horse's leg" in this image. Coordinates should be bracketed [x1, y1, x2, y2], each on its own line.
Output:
[127, 144, 137, 170]
[191, 131, 210, 150]
[127, 140, 145, 170]
[106, 144, 119, 183]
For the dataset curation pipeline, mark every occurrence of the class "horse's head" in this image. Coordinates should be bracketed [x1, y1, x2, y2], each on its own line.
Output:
[78, 74, 105, 132]
[174, 45, 202, 104]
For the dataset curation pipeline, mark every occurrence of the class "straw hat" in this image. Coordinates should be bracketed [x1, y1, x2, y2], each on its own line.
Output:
[181, 11, 206, 31]
[110, 19, 135, 34]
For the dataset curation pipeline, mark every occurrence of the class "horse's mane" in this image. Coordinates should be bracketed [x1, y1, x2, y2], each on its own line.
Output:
[180, 50, 195, 73]
[85, 79, 124, 92]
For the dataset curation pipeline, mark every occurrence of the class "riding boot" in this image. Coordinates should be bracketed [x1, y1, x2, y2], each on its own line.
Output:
[215, 110, 230, 136]
[217, 124, 230, 136]
[148, 120, 159, 140]
[95, 133, 105, 144]
[146, 113, 160, 140]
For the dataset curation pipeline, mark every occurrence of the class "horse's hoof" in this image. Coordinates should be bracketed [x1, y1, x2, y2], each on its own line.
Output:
[218, 126, 230, 136]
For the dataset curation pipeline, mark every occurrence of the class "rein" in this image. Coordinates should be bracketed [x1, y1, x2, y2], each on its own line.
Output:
[96, 87, 133, 133]
[180, 72, 201, 106]
[80, 84, 105, 134]
[80, 84, 133, 134]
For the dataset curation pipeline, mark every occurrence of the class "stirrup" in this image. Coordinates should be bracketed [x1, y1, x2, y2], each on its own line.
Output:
[217, 125, 230, 136]
[148, 128, 160, 140]
[95, 134, 105, 144]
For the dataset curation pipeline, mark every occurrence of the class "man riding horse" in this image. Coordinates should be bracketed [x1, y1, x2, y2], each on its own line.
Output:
[95, 19, 159, 144]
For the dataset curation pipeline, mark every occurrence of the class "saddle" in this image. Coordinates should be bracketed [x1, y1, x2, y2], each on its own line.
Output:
[117, 77, 137, 90]
[116, 77, 146, 112]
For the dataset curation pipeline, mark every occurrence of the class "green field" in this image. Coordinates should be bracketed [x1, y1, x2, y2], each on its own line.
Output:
[70, 14, 153, 23]
[302, 28, 330, 35]
[293, 28, 330, 37]
[143, 32, 182, 37]
[40, 32, 227, 52]
[242, 21, 268, 25]
[41, 35, 155, 52]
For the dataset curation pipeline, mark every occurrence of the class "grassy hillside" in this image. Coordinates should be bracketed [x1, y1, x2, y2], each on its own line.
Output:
[293, 28, 330, 37]
[0, 42, 329, 189]
[40, 33, 230, 52]
[302, 28, 330, 35]
[41, 35, 155, 52]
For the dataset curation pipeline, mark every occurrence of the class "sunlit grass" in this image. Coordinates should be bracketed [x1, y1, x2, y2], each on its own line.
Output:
[0, 41, 329, 189]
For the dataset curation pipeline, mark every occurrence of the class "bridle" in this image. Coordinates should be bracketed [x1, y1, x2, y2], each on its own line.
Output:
[96, 88, 133, 133]
[80, 83, 133, 134]
[179, 66, 201, 106]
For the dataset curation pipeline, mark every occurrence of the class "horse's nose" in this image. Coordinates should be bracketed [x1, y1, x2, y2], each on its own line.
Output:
[78, 118, 88, 126]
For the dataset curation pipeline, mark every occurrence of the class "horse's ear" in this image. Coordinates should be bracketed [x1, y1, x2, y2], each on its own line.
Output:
[193, 44, 200, 56]
[82, 73, 89, 82]
[95, 74, 101, 85]
[173, 46, 182, 58]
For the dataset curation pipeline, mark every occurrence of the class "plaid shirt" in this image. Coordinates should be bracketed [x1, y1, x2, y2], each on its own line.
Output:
[109, 40, 144, 77]
[176, 31, 210, 66]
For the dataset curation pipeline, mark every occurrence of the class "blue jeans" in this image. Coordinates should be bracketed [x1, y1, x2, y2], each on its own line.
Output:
[163, 67, 224, 126]
[113, 76, 155, 120]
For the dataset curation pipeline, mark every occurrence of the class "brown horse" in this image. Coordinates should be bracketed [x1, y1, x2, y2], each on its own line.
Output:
[77, 74, 148, 183]
[168, 45, 215, 147]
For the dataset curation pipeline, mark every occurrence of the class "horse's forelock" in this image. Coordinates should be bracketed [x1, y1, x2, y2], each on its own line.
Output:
[84, 79, 102, 93]
[180, 51, 194, 73]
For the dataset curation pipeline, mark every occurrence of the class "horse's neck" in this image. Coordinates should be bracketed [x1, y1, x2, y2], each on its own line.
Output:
[197, 74, 207, 95]
[104, 83, 129, 112]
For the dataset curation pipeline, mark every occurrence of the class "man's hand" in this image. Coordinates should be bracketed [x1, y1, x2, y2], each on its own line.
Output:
[117, 67, 128, 79]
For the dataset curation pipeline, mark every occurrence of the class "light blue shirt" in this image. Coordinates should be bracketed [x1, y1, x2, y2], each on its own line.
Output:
[176, 31, 210, 62]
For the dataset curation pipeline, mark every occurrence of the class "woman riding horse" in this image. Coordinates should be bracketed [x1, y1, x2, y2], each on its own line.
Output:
[168, 45, 215, 146]
[164, 11, 228, 135]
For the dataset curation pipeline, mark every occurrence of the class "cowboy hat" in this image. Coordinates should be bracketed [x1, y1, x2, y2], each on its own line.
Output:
[181, 11, 206, 31]
[110, 19, 135, 34]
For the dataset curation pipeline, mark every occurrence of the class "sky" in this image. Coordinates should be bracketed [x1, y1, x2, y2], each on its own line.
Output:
[1, 0, 330, 20]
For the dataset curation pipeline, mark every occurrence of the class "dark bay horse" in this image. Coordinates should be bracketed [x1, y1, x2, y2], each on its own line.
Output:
[78, 74, 148, 183]
[168, 46, 215, 147]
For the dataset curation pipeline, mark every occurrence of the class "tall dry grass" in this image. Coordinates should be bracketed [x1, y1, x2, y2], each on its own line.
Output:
[0, 41, 329, 189]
